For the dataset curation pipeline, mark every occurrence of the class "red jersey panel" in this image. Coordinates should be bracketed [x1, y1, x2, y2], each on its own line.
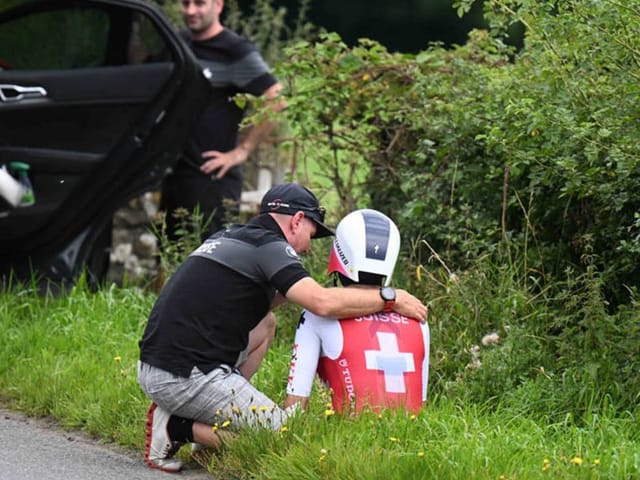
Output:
[317, 312, 426, 414]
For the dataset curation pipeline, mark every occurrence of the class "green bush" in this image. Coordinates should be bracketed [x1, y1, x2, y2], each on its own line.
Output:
[453, 0, 640, 305]
[258, 0, 640, 418]
[274, 0, 640, 306]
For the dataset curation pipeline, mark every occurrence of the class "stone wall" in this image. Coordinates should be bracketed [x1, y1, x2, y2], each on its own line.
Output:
[107, 192, 160, 286]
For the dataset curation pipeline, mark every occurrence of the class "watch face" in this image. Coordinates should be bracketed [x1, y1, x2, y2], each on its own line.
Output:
[380, 286, 396, 301]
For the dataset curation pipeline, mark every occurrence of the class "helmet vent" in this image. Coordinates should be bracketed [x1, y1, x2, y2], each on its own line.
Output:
[363, 211, 390, 260]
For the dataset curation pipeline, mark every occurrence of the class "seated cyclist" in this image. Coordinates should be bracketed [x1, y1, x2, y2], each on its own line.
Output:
[284, 209, 430, 414]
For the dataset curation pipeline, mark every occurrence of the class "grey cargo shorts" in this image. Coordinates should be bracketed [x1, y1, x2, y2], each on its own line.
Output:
[138, 361, 297, 431]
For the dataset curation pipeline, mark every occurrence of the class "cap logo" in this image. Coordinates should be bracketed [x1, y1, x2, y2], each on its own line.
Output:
[266, 199, 290, 211]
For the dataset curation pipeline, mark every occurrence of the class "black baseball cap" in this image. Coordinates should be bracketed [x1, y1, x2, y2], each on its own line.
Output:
[260, 183, 334, 238]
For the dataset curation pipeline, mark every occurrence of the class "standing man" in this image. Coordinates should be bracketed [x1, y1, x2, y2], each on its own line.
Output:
[285, 209, 430, 414]
[161, 0, 284, 241]
[138, 183, 428, 472]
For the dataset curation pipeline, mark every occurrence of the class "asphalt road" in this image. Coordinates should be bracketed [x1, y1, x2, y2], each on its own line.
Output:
[1, 409, 212, 480]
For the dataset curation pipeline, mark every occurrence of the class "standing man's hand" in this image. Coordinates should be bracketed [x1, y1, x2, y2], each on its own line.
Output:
[200, 83, 284, 179]
[200, 146, 248, 178]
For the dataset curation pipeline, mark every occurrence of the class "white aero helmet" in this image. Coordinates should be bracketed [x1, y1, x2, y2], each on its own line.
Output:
[327, 209, 400, 286]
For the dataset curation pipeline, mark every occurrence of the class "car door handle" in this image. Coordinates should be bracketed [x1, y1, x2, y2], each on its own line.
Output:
[0, 84, 48, 102]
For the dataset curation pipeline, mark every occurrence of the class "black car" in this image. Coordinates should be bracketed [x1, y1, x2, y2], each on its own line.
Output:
[0, 0, 209, 289]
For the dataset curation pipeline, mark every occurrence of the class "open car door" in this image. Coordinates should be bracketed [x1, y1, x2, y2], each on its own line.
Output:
[0, 0, 209, 289]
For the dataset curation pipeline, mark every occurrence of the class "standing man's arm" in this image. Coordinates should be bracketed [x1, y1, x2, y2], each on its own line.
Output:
[201, 82, 285, 178]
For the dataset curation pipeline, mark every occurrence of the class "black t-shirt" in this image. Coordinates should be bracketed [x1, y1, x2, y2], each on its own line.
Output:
[177, 28, 278, 181]
[139, 215, 309, 377]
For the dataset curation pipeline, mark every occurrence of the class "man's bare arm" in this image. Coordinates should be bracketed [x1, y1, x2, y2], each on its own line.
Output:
[285, 277, 428, 323]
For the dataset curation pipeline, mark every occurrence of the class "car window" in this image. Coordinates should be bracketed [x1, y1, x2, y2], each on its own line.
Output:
[0, 4, 171, 71]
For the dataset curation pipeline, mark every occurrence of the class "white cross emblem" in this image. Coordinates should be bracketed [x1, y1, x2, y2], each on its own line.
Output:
[364, 332, 415, 393]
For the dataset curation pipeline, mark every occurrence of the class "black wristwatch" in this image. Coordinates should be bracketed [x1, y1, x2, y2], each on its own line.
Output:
[380, 286, 396, 313]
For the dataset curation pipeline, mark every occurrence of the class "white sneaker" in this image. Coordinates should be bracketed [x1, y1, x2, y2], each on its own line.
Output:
[144, 402, 185, 473]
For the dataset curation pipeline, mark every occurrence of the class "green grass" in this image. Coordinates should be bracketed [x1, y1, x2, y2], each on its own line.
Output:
[1, 279, 638, 479]
[225, 401, 637, 480]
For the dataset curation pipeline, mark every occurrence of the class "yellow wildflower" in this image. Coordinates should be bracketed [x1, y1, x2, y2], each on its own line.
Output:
[417, 451, 425, 457]
[280, 426, 288, 433]
[389, 437, 399, 443]
[250, 405, 257, 412]
[113, 356, 122, 362]
[221, 420, 232, 428]
[259, 406, 268, 412]
[570, 456, 583, 466]
[231, 406, 241, 415]
[325, 409, 335, 417]
[593, 459, 600, 466]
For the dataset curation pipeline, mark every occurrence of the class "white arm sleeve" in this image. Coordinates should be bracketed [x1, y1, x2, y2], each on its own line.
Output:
[286, 311, 343, 397]
[421, 321, 430, 401]
[286, 311, 322, 397]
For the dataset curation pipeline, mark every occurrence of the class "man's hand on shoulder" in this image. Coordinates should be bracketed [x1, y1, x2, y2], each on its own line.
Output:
[394, 289, 428, 323]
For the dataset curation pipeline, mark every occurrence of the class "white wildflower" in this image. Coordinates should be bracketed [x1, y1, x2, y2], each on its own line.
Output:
[481, 332, 500, 346]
